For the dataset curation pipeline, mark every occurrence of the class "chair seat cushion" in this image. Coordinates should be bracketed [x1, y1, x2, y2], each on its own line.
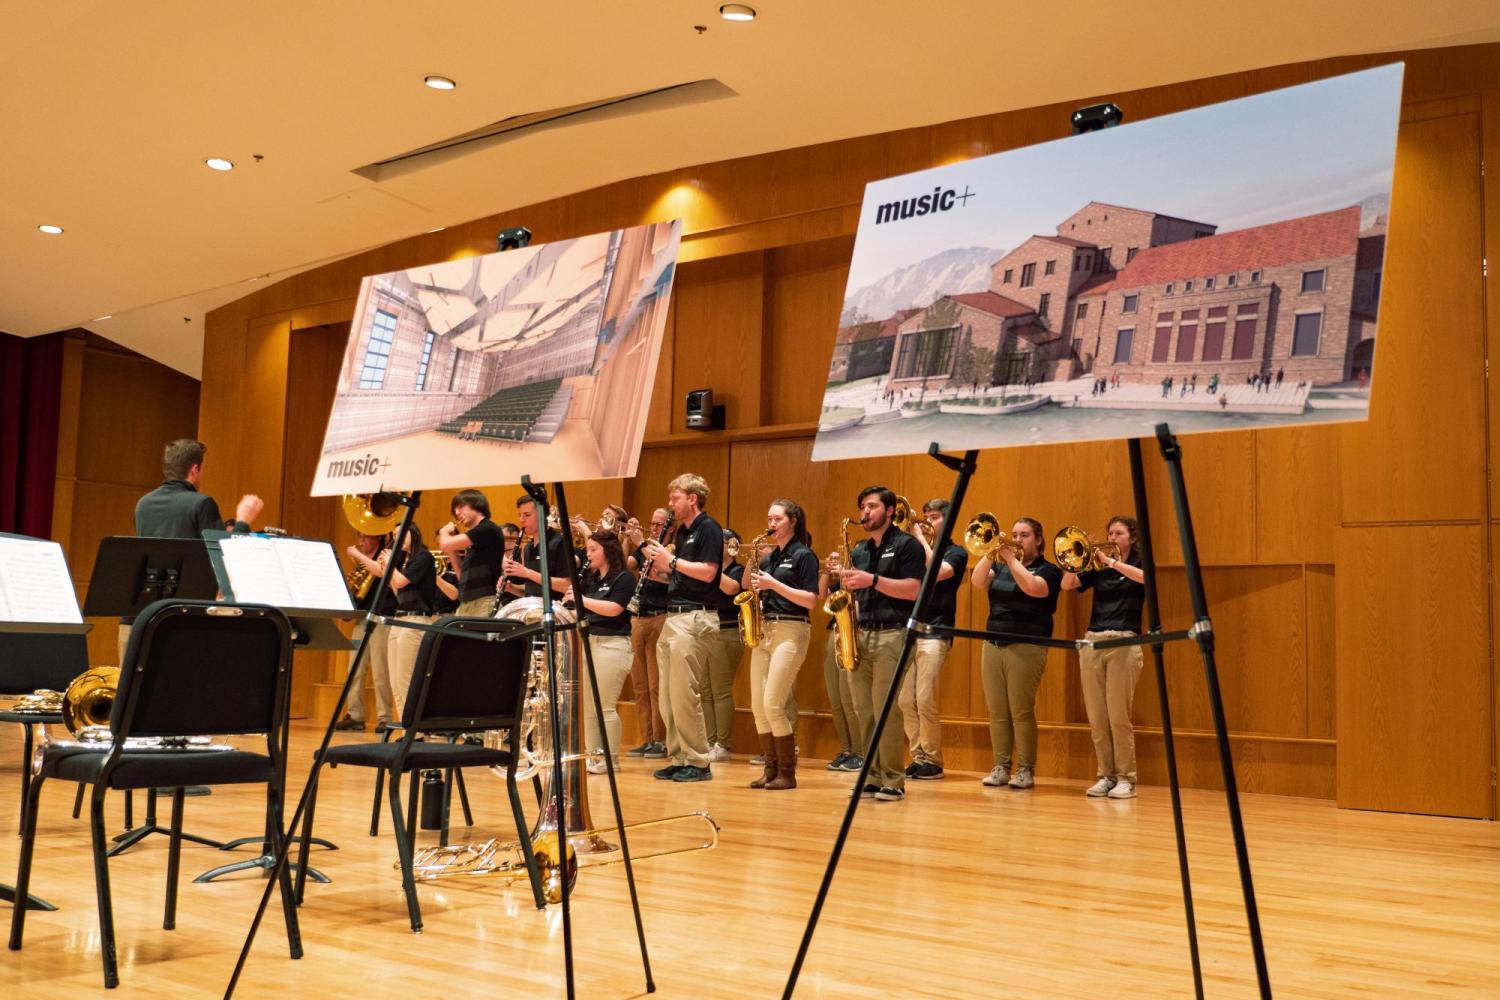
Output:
[44, 746, 274, 789]
[323, 740, 512, 772]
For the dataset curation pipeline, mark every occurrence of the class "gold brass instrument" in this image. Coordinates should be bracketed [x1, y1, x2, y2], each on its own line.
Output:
[823, 518, 860, 672]
[342, 493, 402, 600]
[893, 494, 937, 543]
[62, 667, 119, 737]
[409, 596, 718, 900]
[1052, 526, 1121, 573]
[724, 535, 741, 561]
[963, 513, 1019, 562]
[733, 532, 771, 647]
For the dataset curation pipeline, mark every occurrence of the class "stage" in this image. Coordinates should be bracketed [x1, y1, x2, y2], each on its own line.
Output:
[2, 721, 1496, 998]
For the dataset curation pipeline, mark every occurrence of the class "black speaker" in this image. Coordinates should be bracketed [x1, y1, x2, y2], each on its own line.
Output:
[685, 388, 725, 431]
[497, 226, 533, 251]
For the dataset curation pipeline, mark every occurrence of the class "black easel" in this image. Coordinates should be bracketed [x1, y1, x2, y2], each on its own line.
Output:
[224, 492, 423, 999]
[522, 477, 655, 999]
[785, 429, 1270, 999]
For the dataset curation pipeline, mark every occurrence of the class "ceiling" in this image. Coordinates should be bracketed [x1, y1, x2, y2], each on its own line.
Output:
[4, 1, 1497, 377]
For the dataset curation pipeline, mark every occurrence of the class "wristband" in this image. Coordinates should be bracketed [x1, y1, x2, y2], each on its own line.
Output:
[670, 556, 679, 574]
[870, 572, 880, 588]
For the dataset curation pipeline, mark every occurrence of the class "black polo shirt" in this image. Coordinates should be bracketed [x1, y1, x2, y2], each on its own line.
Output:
[355, 546, 399, 616]
[458, 518, 503, 603]
[759, 541, 819, 620]
[1075, 554, 1145, 633]
[667, 512, 724, 608]
[582, 569, 635, 637]
[716, 561, 745, 628]
[984, 554, 1064, 643]
[851, 529, 926, 628]
[434, 570, 459, 615]
[521, 532, 574, 597]
[921, 543, 969, 627]
[394, 547, 436, 615]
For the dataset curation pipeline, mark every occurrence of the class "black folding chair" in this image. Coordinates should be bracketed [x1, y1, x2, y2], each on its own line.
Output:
[8, 601, 303, 989]
[296, 615, 544, 933]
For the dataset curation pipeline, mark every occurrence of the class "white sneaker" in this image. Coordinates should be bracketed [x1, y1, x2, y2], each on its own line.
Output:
[707, 743, 731, 763]
[1086, 776, 1117, 797]
[586, 758, 608, 775]
[981, 766, 1010, 787]
[1108, 779, 1136, 799]
[1007, 767, 1034, 789]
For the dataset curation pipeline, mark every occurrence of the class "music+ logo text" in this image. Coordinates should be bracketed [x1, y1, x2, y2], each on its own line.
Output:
[874, 185, 975, 225]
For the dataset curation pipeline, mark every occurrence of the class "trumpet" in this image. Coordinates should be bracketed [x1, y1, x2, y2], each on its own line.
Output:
[1052, 526, 1121, 573]
[963, 513, 1019, 562]
[570, 510, 626, 542]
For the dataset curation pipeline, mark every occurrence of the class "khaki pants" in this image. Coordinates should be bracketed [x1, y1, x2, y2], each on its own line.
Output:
[655, 610, 717, 768]
[898, 637, 949, 765]
[117, 623, 132, 666]
[979, 642, 1047, 770]
[348, 618, 394, 723]
[583, 634, 634, 758]
[822, 631, 859, 754]
[750, 620, 810, 738]
[852, 629, 907, 790]
[387, 615, 435, 722]
[629, 614, 666, 744]
[1079, 630, 1144, 783]
[704, 627, 743, 747]
[456, 597, 493, 618]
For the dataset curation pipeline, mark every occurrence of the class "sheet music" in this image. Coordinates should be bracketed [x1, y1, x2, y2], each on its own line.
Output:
[216, 535, 353, 613]
[0, 536, 84, 624]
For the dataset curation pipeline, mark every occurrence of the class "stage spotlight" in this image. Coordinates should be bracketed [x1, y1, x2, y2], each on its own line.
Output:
[1071, 103, 1124, 135]
[497, 226, 533, 252]
[720, 4, 756, 21]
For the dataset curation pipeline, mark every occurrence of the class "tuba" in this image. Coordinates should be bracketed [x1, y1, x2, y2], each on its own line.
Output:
[823, 518, 860, 672]
[1052, 526, 1121, 573]
[733, 533, 771, 648]
[342, 493, 403, 600]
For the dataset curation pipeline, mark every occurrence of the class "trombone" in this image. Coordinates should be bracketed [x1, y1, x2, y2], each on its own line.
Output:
[893, 494, 936, 544]
[1052, 526, 1121, 573]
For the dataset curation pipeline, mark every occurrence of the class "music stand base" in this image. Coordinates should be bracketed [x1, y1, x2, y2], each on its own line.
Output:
[221, 834, 336, 852]
[195, 856, 329, 885]
[109, 825, 225, 857]
[0, 883, 56, 912]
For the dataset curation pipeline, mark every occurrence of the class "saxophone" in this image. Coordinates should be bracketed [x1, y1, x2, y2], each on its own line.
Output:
[732, 533, 771, 647]
[822, 518, 860, 672]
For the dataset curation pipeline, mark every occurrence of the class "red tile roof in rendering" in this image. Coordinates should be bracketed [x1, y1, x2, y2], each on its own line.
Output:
[852, 307, 920, 341]
[1077, 206, 1362, 297]
[947, 291, 1034, 318]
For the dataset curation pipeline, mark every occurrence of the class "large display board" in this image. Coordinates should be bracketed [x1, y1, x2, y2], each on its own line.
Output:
[311, 220, 681, 494]
[813, 64, 1402, 460]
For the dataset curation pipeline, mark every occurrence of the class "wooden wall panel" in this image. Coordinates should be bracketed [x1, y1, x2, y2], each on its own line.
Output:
[238, 320, 292, 528]
[1337, 525, 1491, 817]
[1339, 111, 1485, 524]
[195, 45, 1500, 807]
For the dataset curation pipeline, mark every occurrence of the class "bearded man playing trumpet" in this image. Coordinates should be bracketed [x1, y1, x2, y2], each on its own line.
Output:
[838, 486, 926, 802]
[897, 499, 968, 781]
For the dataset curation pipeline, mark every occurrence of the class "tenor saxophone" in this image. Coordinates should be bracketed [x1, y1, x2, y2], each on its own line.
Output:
[732, 533, 771, 647]
[822, 518, 860, 672]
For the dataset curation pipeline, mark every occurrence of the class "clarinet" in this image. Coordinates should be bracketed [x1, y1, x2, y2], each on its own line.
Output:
[626, 514, 674, 614]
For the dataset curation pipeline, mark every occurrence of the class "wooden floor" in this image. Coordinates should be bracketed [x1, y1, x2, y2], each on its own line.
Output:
[1, 721, 1497, 999]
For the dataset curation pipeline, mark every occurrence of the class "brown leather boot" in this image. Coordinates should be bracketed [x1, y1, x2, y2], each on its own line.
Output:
[749, 732, 777, 788]
[765, 734, 797, 790]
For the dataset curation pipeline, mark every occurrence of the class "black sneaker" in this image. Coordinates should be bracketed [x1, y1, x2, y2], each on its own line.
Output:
[672, 765, 713, 782]
[625, 742, 651, 757]
[374, 719, 391, 734]
[874, 786, 905, 801]
[652, 765, 685, 780]
[860, 783, 879, 797]
[840, 755, 865, 772]
[334, 716, 364, 732]
[826, 752, 851, 771]
[912, 762, 945, 780]
[903, 762, 920, 778]
[643, 742, 669, 759]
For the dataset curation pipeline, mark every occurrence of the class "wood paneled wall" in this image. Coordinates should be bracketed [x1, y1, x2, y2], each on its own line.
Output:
[196, 46, 1500, 817]
[50, 332, 201, 668]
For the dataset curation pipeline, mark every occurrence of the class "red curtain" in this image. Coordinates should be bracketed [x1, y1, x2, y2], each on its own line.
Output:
[0, 331, 63, 538]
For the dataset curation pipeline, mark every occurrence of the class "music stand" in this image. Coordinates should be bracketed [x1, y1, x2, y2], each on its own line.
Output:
[195, 531, 357, 883]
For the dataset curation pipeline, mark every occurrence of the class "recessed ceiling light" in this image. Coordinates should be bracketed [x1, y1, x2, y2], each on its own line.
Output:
[720, 3, 756, 21]
[38, 224, 63, 235]
[93, 315, 112, 321]
[424, 75, 457, 91]
[205, 157, 235, 171]
[427, 226, 447, 233]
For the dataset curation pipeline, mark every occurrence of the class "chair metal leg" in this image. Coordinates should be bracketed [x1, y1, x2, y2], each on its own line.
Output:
[89, 788, 119, 988]
[122, 788, 133, 829]
[369, 766, 386, 836]
[164, 789, 184, 930]
[17, 725, 32, 839]
[388, 770, 422, 934]
[439, 769, 453, 848]
[8, 773, 52, 949]
[267, 781, 303, 959]
[506, 773, 546, 910]
[454, 769, 474, 827]
[72, 782, 85, 820]
[405, 770, 418, 841]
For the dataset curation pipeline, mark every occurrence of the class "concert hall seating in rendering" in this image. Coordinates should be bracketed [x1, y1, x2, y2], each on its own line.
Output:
[437, 377, 564, 443]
